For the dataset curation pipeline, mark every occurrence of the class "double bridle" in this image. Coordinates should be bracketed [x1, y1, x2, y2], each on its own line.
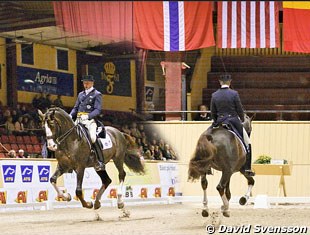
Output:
[45, 113, 77, 145]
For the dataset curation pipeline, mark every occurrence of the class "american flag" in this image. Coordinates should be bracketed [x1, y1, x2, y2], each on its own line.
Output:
[217, 1, 280, 48]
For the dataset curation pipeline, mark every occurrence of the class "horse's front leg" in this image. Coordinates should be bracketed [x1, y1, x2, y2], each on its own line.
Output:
[94, 170, 112, 210]
[76, 168, 93, 209]
[201, 173, 209, 217]
[239, 172, 255, 205]
[50, 164, 71, 201]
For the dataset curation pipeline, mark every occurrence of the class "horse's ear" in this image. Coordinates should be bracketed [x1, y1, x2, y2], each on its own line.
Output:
[250, 113, 256, 121]
[38, 109, 45, 121]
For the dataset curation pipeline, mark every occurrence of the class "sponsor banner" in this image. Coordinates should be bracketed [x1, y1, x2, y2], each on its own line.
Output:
[17, 66, 74, 96]
[0, 160, 51, 189]
[157, 162, 180, 193]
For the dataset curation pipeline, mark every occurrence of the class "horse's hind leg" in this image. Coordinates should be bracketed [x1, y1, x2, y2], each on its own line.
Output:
[201, 173, 209, 217]
[94, 170, 112, 210]
[217, 172, 232, 217]
[50, 164, 71, 201]
[113, 158, 127, 209]
[239, 172, 255, 205]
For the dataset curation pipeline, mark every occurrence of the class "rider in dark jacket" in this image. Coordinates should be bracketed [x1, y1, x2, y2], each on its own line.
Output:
[210, 74, 255, 177]
[70, 75, 105, 171]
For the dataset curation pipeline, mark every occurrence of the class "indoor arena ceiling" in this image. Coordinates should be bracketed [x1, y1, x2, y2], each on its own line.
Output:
[0, 1, 133, 54]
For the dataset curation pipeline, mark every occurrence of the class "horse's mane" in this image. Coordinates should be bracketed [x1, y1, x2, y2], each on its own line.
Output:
[48, 107, 70, 117]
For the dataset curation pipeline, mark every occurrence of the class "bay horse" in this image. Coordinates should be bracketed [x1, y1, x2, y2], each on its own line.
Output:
[39, 107, 145, 212]
[188, 114, 255, 217]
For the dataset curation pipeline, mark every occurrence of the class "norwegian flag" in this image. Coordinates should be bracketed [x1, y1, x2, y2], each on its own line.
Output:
[134, 1, 215, 51]
[217, 1, 280, 48]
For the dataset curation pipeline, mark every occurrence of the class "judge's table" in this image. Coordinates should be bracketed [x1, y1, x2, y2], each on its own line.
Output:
[252, 161, 293, 197]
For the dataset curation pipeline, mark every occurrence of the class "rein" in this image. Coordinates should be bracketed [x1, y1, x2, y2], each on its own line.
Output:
[55, 124, 78, 145]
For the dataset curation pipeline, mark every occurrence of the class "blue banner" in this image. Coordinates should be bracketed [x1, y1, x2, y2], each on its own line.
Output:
[21, 165, 33, 183]
[37, 165, 50, 182]
[2, 165, 16, 183]
[88, 60, 132, 97]
[17, 66, 74, 96]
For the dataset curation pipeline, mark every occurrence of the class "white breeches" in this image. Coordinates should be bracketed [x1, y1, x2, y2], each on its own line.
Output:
[243, 127, 251, 148]
[76, 118, 97, 143]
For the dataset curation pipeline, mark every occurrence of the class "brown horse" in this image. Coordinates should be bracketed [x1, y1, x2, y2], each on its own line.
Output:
[39, 107, 145, 213]
[188, 114, 255, 217]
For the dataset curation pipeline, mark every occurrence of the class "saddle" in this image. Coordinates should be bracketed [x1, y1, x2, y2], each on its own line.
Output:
[77, 122, 107, 150]
[212, 123, 247, 153]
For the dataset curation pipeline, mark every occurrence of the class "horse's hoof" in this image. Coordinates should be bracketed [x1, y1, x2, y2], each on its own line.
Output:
[202, 209, 209, 217]
[85, 201, 93, 209]
[239, 196, 248, 205]
[222, 211, 230, 217]
[119, 209, 130, 218]
[118, 202, 124, 209]
[94, 201, 101, 210]
[63, 193, 72, 202]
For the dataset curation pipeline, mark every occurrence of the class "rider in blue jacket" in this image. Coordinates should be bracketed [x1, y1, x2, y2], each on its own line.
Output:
[210, 74, 255, 177]
[70, 75, 105, 171]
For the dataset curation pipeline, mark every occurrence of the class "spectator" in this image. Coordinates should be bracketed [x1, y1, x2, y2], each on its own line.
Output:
[53, 95, 64, 109]
[162, 144, 177, 161]
[154, 145, 163, 160]
[8, 150, 16, 158]
[143, 145, 155, 160]
[121, 124, 131, 135]
[11, 109, 19, 123]
[4, 116, 15, 135]
[32, 94, 40, 109]
[17, 149, 28, 158]
[14, 116, 26, 135]
[194, 104, 211, 121]
[16, 104, 23, 118]
[3, 109, 11, 123]
[44, 94, 52, 110]
[20, 104, 28, 116]
[130, 122, 142, 139]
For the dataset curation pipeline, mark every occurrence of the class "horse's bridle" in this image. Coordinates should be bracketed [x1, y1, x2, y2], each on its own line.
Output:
[45, 111, 77, 145]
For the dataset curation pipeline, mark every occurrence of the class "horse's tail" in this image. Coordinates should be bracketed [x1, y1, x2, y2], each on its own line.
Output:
[188, 133, 216, 181]
[122, 133, 137, 147]
[124, 151, 145, 174]
[122, 133, 145, 174]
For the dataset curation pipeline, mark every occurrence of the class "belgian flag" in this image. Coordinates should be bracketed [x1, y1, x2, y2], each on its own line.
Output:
[283, 2, 310, 53]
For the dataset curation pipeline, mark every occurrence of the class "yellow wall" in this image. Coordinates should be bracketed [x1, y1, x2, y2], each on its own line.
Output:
[1, 41, 138, 112]
[0, 38, 7, 105]
[16, 43, 77, 107]
[190, 46, 216, 114]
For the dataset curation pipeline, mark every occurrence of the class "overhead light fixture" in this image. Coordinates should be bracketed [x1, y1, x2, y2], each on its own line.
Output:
[12, 38, 32, 44]
[54, 46, 69, 51]
[86, 51, 103, 56]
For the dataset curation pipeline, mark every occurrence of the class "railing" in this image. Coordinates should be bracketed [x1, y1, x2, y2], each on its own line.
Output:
[142, 110, 310, 121]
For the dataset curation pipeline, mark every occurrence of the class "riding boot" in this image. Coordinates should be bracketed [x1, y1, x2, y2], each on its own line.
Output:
[243, 144, 255, 177]
[91, 141, 105, 171]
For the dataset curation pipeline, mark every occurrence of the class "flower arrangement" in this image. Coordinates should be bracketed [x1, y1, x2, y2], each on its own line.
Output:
[254, 155, 272, 164]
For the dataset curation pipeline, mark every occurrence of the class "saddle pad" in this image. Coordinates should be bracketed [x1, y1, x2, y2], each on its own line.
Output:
[98, 133, 113, 150]
[227, 130, 247, 154]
